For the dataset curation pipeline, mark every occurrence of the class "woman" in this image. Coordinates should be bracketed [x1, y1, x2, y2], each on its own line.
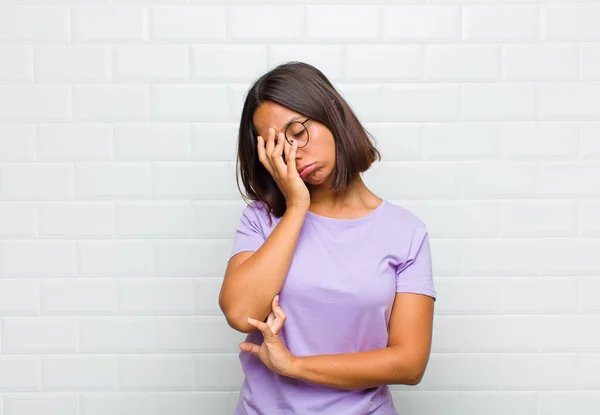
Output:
[219, 61, 436, 415]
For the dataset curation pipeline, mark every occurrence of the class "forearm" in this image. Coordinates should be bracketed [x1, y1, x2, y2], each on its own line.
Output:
[288, 346, 424, 390]
[221, 206, 307, 332]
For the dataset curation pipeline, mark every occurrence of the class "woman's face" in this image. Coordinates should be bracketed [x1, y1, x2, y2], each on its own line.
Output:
[252, 101, 336, 187]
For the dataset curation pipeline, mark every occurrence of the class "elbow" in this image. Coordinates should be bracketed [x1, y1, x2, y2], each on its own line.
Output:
[394, 347, 430, 386]
[224, 313, 256, 334]
[405, 366, 426, 386]
[219, 290, 271, 334]
[390, 356, 426, 386]
[219, 300, 257, 334]
[406, 372, 424, 386]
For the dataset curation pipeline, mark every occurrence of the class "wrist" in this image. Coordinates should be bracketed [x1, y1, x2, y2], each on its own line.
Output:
[286, 354, 304, 380]
[285, 204, 309, 216]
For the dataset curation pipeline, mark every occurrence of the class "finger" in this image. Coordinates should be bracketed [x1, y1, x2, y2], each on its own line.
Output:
[270, 295, 286, 335]
[287, 139, 299, 175]
[271, 133, 287, 175]
[247, 317, 275, 342]
[273, 295, 285, 319]
[269, 295, 281, 335]
[283, 138, 291, 164]
[239, 341, 261, 356]
[265, 127, 275, 155]
[265, 128, 278, 175]
[257, 136, 274, 176]
[273, 131, 284, 157]
[266, 311, 275, 327]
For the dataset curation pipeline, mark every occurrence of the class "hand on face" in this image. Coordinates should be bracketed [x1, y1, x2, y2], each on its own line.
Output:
[257, 127, 310, 210]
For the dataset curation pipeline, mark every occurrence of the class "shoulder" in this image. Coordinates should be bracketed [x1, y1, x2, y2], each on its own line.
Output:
[244, 200, 267, 214]
[381, 202, 430, 261]
[381, 201, 426, 232]
[240, 200, 268, 221]
[240, 200, 280, 229]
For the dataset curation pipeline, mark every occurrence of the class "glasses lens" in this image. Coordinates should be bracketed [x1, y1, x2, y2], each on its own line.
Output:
[285, 122, 309, 148]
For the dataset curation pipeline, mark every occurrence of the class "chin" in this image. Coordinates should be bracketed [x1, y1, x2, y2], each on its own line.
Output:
[304, 171, 330, 186]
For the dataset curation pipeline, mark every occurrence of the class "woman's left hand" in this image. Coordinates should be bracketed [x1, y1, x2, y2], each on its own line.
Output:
[239, 295, 297, 378]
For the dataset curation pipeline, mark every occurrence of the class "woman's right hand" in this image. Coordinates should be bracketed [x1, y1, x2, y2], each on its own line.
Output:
[257, 127, 310, 210]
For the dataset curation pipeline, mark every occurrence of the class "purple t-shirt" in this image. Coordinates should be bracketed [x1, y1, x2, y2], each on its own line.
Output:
[228, 198, 436, 415]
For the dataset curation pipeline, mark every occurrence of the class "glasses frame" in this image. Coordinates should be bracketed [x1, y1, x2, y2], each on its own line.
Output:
[284, 117, 311, 149]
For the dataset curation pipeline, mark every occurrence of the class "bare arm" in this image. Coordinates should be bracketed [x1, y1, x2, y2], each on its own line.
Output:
[288, 293, 434, 389]
[219, 205, 307, 333]
[221, 125, 309, 333]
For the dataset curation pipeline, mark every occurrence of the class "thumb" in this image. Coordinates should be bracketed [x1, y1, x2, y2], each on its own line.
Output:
[239, 342, 260, 355]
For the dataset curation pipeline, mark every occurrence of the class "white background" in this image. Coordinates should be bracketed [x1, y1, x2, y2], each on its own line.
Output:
[0, 1, 599, 414]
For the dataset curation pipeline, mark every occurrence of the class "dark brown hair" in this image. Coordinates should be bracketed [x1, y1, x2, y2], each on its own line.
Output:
[235, 61, 381, 221]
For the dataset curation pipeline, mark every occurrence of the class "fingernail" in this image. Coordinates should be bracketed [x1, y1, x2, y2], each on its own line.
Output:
[275, 295, 279, 302]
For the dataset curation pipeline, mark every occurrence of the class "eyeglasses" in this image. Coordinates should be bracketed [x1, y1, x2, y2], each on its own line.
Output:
[284, 117, 310, 148]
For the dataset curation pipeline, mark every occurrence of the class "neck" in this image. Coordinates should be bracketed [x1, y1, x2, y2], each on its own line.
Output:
[307, 176, 372, 208]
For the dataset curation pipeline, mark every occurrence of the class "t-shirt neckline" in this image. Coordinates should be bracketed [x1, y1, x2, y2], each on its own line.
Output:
[304, 198, 387, 225]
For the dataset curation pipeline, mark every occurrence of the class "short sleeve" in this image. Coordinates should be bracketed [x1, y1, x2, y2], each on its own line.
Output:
[395, 222, 436, 301]
[228, 203, 266, 262]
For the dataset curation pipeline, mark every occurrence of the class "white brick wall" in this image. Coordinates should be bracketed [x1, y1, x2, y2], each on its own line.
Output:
[0, 1, 598, 414]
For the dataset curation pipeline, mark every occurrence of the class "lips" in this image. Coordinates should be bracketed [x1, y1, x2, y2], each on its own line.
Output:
[297, 162, 316, 176]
